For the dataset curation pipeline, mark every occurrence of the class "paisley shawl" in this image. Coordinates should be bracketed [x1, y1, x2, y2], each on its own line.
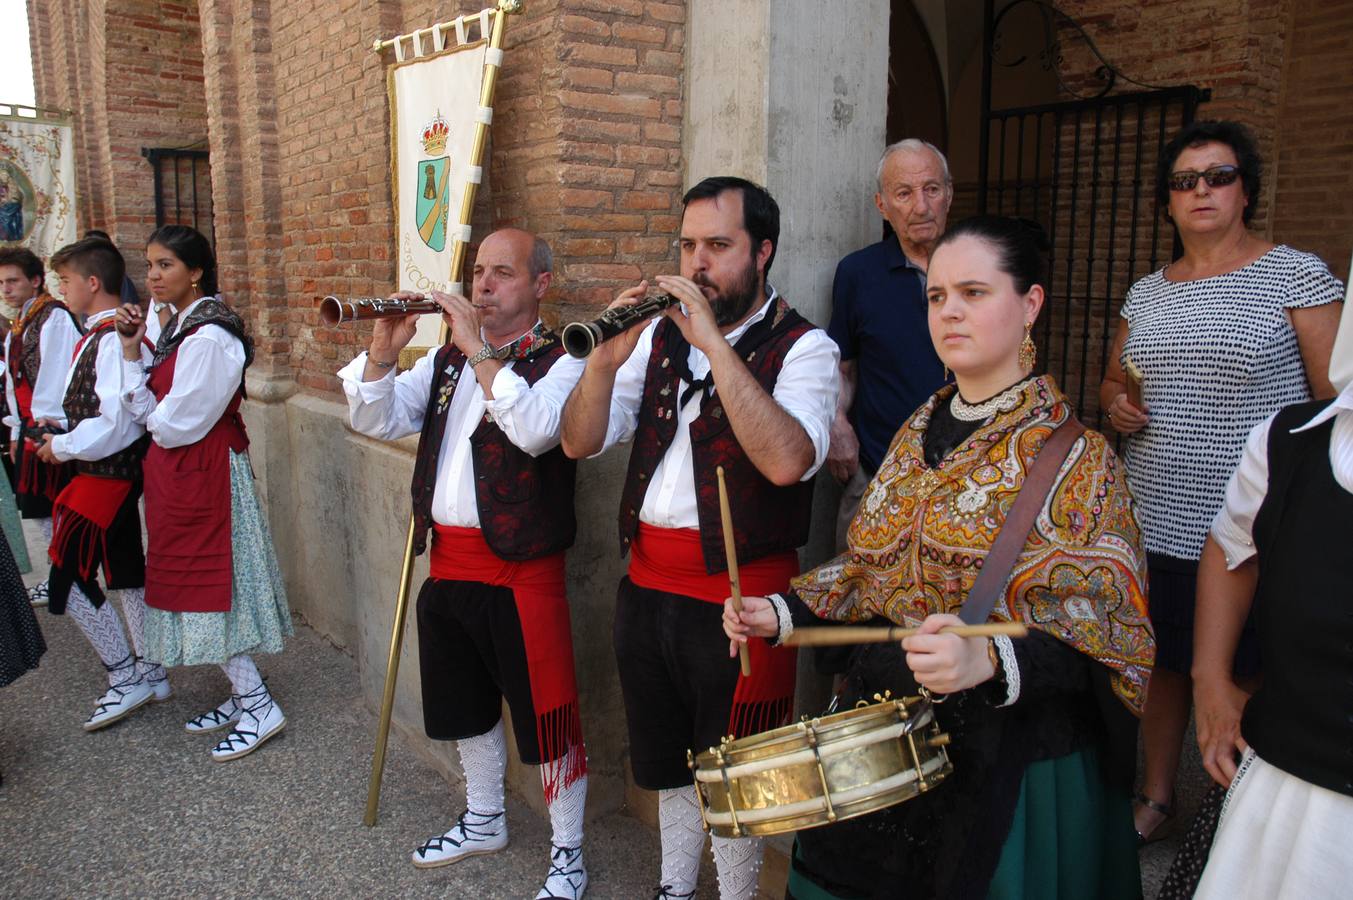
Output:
[793, 375, 1155, 712]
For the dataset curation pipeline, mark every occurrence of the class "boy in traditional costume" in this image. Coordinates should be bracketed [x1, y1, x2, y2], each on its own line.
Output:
[0, 247, 80, 607]
[37, 239, 166, 729]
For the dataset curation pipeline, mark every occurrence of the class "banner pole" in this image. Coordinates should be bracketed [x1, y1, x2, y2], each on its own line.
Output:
[363, 0, 523, 828]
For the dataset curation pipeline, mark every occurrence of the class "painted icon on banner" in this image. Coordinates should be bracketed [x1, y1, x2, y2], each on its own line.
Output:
[0, 160, 37, 243]
[415, 112, 451, 252]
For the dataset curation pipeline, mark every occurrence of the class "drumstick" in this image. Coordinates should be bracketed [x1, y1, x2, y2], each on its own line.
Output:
[783, 622, 1029, 647]
[716, 466, 752, 677]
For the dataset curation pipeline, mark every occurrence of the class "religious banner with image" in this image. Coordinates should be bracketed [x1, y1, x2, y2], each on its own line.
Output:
[0, 105, 77, 303]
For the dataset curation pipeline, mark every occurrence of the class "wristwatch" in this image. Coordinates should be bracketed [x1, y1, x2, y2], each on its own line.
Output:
[467, 342, 499, 368]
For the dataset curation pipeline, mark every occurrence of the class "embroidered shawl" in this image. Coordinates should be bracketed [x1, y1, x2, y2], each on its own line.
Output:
[793, 375, 1155, 712]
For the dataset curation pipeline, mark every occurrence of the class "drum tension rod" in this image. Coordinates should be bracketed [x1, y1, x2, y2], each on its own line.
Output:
[686, 750, 713, 835]
[714, 747, 743, 837]
[806, 722, 838, 824]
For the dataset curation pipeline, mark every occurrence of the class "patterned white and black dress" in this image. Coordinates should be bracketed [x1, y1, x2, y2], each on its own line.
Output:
[0, 528, 44, 687]
[1119, 244, 1344, 672]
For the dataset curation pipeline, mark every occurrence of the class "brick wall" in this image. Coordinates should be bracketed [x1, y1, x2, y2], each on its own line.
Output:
[29, 0, 211, 288]
[1054, 0, 1291, 236]
[1272, 0, 1353, 282]
[272, 0, 686, 394]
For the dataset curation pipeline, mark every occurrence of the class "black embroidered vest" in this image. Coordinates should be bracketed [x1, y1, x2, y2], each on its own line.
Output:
[1243, 399, 1353, 797]
[410, 332, 577, 562]
[617, 298, 817, 573]
[61, 322, 150, 480]
[13, 295, 79, 390]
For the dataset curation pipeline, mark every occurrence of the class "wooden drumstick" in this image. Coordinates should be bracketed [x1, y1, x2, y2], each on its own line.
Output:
[783, 621, 1029, 647]
[716, 466, 752, 677]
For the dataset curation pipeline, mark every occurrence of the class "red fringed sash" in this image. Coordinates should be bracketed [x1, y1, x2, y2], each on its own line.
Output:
[11, 381, 69, 502]
[49, 475, 134, 583]
[629, 523, 800, 738]
[430, 524, 586, 801]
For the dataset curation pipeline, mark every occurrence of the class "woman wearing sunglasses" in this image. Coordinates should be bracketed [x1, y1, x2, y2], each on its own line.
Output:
[1099, 120, 1344, 845]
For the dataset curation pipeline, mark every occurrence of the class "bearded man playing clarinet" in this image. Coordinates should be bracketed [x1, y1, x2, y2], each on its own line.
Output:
[561, 177, 840, 900]
[338, 228, 590, 900]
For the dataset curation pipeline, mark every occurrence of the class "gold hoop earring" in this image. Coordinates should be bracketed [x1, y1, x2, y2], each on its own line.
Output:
[1019, 322, 1037, 372]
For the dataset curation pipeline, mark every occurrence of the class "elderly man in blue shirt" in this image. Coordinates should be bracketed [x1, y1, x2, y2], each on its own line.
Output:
[826, 139, 952, 545]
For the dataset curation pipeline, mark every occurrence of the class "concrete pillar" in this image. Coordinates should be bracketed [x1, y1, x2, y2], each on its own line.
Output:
[684, 0, 890, 328]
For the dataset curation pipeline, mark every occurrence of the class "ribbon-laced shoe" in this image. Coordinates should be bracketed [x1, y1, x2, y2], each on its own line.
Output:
[210, 685, 285, 761]
[184, 695, 241, 734]
[410, 810, 508, 868]
[652, 887, 696, 899]
[27, 580, 49, 608]
[536, 844, 587, 899]
[83, 655, 154, 731]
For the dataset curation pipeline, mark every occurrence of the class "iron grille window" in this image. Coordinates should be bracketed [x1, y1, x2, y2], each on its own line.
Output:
[141, 147, 214, 242]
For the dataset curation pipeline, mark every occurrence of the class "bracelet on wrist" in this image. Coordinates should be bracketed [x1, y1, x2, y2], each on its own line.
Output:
[368, 355, 396, 370]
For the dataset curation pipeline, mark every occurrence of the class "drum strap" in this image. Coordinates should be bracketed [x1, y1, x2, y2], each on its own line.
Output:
[959, 417, 1086, 625]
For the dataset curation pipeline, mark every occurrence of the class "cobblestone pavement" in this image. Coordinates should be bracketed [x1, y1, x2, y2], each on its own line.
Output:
[0, 519, 1189, 899]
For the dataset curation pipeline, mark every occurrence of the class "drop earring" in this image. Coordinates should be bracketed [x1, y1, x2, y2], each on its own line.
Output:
[1018, 322, 1037, 372]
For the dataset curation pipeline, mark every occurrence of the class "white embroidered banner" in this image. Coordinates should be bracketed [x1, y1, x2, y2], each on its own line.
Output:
[0, 106, 76, 302]
[388, 40, 487, 290]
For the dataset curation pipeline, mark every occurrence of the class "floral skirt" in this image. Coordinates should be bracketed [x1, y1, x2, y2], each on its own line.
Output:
[0, 480, 31, 573]
[143, 451, 292, 666]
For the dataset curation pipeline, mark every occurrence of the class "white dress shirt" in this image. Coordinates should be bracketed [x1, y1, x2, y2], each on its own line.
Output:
[50, 309, 151, 462]
[596, 290, 840, 529]
[119, 296, 247, 449]
[338, 328, 585, 528]
[1211, 383, 1353, 569]
[4, 294, 82, 440]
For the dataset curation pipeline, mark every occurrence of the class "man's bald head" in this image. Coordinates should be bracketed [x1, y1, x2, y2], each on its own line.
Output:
[482, 228, 553, 281]
[472, 229, 553, 343]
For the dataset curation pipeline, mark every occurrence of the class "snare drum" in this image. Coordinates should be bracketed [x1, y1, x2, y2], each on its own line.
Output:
[687, 695, 952, 838]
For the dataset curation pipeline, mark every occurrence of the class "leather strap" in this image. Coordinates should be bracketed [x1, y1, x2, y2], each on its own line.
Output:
[959, 417, 1086, 625]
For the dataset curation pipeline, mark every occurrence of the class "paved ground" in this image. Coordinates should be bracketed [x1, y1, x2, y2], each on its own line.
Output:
[0, 519, 1193, 899]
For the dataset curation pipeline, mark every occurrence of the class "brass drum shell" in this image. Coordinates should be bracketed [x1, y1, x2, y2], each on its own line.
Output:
[690, 696, 953, 838]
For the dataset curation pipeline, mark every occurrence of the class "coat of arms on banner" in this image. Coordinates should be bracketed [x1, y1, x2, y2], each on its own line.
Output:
[415, 112, 451, 252]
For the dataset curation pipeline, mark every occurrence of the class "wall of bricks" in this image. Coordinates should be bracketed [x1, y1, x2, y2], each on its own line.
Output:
[1053, 0, 1292, 238]
[30, 0, 211, 289]
[1271, 0, 1353, 282]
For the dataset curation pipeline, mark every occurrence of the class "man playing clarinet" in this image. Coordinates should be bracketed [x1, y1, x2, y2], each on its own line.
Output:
[560, 177, 840, 900]
[339, 228, 589, 900]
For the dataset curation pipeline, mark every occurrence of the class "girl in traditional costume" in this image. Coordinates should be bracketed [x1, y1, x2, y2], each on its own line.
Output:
[115, 226, 292, 761]
[725, 216, 1154, 899]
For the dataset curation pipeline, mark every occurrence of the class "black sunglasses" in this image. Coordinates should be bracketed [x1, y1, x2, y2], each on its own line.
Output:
[1167, 165, 1241, 192]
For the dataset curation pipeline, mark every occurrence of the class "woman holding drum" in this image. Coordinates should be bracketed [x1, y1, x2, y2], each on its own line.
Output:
[725, 216, 1154, 899]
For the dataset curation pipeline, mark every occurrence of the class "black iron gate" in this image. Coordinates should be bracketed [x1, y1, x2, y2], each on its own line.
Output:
[976, 1, 1209, 426]
[141, 147, 214, 241]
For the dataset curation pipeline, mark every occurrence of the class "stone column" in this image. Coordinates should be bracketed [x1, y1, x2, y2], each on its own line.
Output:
[683, 0, 889, 328]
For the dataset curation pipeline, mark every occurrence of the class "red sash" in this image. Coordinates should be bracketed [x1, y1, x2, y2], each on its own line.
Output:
[49, 475, 133, 583]
[629, 523, 800, 738]
[430, 524, 586, 800]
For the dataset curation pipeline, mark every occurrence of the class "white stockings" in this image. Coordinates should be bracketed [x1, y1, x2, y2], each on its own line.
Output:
[658, 785, 706, 897]
[656, 785, 763, 899]
[117, 587, 167, 686]
[710, 834, 764, 900]
[458, 719, 508, 817]
[65, 586, 134, 686]
[220, 654, 264, 697]
[543, 748, 587, 849]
